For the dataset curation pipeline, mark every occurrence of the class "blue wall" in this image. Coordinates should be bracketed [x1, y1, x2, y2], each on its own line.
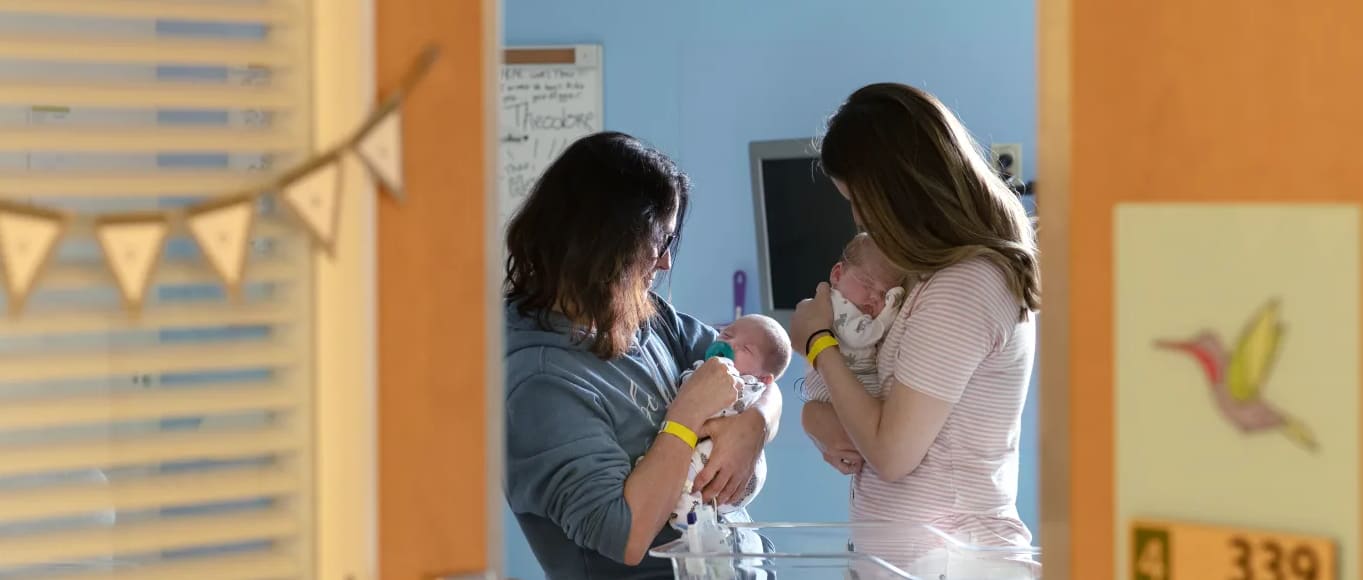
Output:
[504, 2, 1038, 577]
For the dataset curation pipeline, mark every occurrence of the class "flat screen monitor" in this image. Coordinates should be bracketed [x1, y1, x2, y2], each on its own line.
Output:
[749, 139, 859, 325]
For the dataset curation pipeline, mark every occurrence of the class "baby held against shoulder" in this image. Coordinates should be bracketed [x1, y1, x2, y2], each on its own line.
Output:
[668, 314, 791, 530]
[806, 233, 909, 400]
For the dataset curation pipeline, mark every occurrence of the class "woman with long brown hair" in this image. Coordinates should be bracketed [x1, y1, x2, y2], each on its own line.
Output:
[503, 131, 781, 579]
[791, 83, 1040, 574]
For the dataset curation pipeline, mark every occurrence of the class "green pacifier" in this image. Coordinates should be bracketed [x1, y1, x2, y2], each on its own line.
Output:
[705, 341, 734, 360]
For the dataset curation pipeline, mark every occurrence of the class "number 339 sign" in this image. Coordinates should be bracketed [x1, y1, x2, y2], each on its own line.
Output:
[1131, 520, 1336, 580]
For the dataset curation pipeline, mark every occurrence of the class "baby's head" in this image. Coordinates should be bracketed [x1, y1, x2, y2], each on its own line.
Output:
[831, 233, 906, 315]
[717, 314, 791, 385]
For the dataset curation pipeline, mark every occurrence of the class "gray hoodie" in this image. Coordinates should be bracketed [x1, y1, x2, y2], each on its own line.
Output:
[504, 294, 748, 579]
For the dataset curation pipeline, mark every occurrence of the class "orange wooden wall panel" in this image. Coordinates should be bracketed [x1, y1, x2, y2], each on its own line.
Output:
[376, 0, 494, 577]
[1055, 1, 1363, 578]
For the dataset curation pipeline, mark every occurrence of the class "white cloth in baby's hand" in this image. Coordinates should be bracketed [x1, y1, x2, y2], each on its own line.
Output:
[669, 357, 768, 531]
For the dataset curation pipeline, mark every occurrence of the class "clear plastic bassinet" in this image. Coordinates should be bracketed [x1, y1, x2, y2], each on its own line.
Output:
[649, 520, 1041, 580]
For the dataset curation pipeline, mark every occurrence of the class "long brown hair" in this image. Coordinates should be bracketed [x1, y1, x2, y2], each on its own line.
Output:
[505, 131, 690, 359]
[819, 83, 1040, 315]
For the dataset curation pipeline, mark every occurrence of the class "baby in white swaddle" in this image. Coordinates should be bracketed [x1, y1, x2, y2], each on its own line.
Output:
[804, 233, 907, 401]
[669, 314, 791, 532]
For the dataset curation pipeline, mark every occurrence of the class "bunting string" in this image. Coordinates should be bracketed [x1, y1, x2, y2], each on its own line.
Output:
[0, 45, 441, 318]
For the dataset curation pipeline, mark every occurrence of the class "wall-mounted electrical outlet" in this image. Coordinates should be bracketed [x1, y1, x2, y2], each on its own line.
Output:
[990, 143, 1023, 184]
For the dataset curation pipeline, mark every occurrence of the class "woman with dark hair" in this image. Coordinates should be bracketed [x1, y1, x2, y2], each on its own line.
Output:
[504, 131, 781, 579]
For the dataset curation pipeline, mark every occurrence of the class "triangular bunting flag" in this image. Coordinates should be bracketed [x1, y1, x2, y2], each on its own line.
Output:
[0, 202, 66, 315]
[186, 195, 256, 298]
[95, 214, 169, 315]
[357, 108, 405, 200]
[281, 163, 342, 255]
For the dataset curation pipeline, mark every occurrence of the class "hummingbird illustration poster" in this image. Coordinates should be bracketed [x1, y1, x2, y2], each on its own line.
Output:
[1114, 203, 1359, 579]
[1155, 299, 1317, 451]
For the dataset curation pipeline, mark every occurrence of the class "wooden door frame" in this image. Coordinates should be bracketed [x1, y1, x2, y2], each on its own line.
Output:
[1037, 0, 1073, 578]
[313, 0, 380, 577]
[375, 0, 503, 577]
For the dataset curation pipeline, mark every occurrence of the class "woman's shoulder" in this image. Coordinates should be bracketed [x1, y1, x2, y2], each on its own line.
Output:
[504, 345, 610, 408]
[502, 302, 607, 396]
[504, 302, 583, 358]
[922, 258, 1013, 296]
[913, 258, 1020, 319]
[929, 256, 1009, 286]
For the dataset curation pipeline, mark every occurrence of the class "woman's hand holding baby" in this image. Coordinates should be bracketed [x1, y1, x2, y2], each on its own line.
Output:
[791, 282, 836, 356]
[823, 448, 865, 475]
[667, 358, 741, 431]
[803, 402, 865, 475]
[693, 412, 765, 504]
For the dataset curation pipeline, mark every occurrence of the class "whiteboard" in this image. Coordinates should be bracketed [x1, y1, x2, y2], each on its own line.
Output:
[499, 44, 604, 228]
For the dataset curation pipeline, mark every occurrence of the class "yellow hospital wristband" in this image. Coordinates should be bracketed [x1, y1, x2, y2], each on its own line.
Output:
[659, 420, 698, 449]
[807, 334, 841, 367]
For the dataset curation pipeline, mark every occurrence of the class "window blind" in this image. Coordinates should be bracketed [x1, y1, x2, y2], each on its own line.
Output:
[0, 1, 315, 578]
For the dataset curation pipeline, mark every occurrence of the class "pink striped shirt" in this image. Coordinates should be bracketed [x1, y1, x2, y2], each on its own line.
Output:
[806, 257, 1035, 558]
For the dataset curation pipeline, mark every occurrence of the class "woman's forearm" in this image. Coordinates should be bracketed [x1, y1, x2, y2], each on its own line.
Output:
[621, 431, 695, 564]
[815, 348, 951, 482]
[749, 382, 783, 442]
[814, 350, 888, 457]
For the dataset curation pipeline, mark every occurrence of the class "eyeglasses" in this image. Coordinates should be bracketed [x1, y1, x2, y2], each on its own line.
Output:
[656, 233, 677, 258]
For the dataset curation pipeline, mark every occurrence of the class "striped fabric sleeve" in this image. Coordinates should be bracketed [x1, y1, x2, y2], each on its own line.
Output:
[800, 366, 832, 402]
[892, 263, 1010, 404]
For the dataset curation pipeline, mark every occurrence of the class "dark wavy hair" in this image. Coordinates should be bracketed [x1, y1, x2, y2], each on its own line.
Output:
[505, 131, 691, 359]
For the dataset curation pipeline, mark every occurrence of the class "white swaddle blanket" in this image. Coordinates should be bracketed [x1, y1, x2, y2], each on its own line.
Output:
[669, 357, 768, 531]
[834, 286, 905, 375]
